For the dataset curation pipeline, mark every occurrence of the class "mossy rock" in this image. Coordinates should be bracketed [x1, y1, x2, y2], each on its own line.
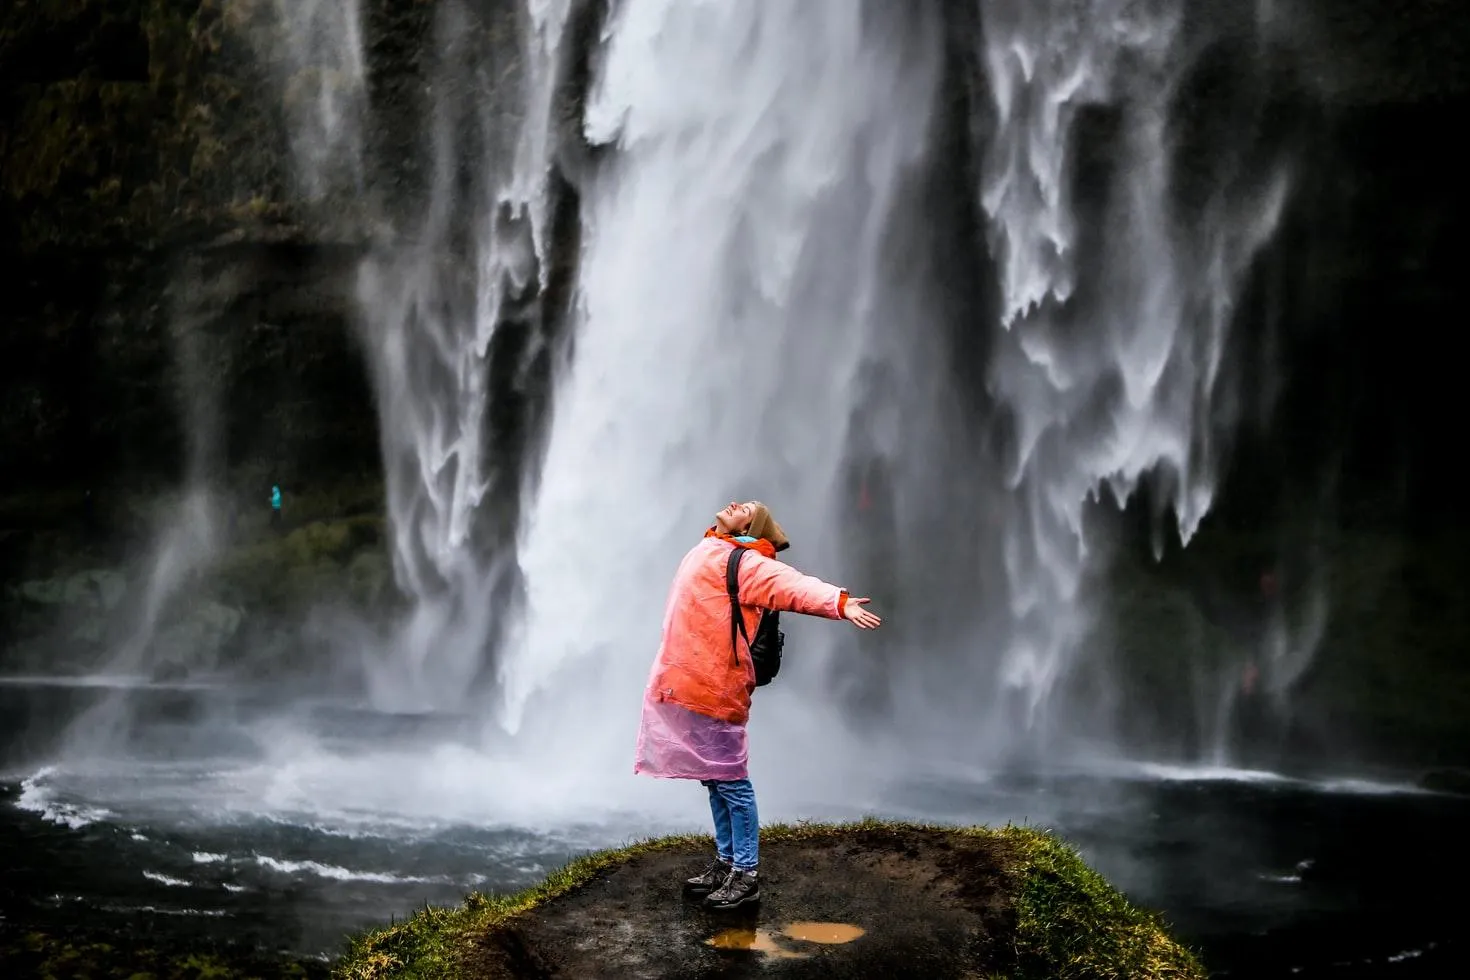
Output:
[1, 0, 292, 250]
[211, 514, 385, 610]
[14, 566, 127, 610]
[337, 820, 1204, 980]
[4, 78, 155, 201]
[0, 926, 328, 980]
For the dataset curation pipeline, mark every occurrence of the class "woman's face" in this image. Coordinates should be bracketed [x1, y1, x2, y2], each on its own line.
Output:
[715, 500, 755, 534]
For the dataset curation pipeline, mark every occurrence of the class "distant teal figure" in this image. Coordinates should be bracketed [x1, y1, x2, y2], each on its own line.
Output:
[270, 484, 283, 529]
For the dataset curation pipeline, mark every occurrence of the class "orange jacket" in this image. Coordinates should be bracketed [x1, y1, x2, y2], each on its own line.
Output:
[645, 529, 849, 725]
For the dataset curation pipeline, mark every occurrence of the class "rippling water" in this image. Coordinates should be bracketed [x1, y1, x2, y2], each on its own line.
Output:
[2, 678, 1464, 975]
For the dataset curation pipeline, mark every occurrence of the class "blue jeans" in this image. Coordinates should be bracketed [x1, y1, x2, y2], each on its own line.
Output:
[701, 778, 758, 872]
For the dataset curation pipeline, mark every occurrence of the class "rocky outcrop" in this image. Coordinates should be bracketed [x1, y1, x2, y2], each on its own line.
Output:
[339, 822, 1206, 980]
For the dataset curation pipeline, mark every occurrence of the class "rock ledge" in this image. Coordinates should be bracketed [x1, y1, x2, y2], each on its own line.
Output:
[338, 820, 1205, 980]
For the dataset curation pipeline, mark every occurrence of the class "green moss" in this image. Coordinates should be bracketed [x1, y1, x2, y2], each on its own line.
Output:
[4, 79, 155, 201]
[1, 0, 292, 249]
[141, 0, 198, 97]
[333, 820, 1203, 980]
[1, 474, 391, 640]
[212, 514, 386, 609]
[992, 826, 1204, 979]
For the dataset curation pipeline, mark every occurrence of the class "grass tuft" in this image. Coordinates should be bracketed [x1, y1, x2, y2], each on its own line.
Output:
[988, 824, 1206, 979]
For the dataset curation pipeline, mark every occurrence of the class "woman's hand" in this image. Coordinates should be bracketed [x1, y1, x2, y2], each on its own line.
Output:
[843, 597, 883, 630]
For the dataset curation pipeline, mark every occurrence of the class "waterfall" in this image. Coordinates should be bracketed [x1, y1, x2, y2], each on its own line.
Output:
[495, 0, 946, 736]
[249, 0, 576, 710]
[493, 0, 1292, 767]
[351, 2, 573, 711]
[272, 0, 368, 202]
[240, 0, 1297, 775]
[58, 267, 233, 757]
[974, 0, 1291, 745]
[104, 272, 233, 679]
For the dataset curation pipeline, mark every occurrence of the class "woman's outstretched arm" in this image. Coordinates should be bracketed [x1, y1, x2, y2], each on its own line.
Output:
[736, 551, 882, 628]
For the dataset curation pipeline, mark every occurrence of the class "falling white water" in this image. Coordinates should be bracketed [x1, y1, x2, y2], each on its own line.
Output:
[228, 0, 583, 710]
[104, 263, 244, 681]
[100, 492, 220, 676]
[490, 0, 1298, 766]
[979, 0, 1104, 328]
[977, 0, 1290, 731]
[106, 281, 226, 674]
[271, 0, 368, 201]
[1201, 545, 1329, 765]
[59, 274, 230, 758]
[511, 0, 574, 266]
[13, 0, 1326, 863]
[238, 0, 1297, 774]
[496, 0, 945, 734]
[351, 3, 573, 710]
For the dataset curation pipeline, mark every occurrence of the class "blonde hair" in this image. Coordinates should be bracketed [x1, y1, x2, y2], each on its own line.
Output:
[745, 500, 789, 552]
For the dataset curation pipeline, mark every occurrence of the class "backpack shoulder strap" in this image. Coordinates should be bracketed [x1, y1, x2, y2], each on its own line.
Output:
[725, 546, 752, 661]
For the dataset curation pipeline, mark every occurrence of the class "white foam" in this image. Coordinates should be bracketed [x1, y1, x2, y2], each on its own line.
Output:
[1313, 776, 1432, 797]
[114, 905, 228, 918]
[14, 767, 114, 830]
[1126, 761, 1293, 785]
[192, 851, 228, 864]
[1099, 760, 1432, 797]
[14, 743, 678, 847]
[1387, 945, 1432, 963]
[142, 870, 192, 888]
[253, 854, 449, 885]
[210, 719, 694, 835]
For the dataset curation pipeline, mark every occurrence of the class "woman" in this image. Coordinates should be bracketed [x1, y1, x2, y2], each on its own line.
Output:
[634, 499, 883, 910]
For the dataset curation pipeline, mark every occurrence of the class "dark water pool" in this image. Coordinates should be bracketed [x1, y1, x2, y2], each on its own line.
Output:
[2, 678, 1465, 976]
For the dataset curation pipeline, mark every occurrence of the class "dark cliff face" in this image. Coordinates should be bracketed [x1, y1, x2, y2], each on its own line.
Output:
[0, 0, 458, 500]
[4, 2, 329, 498]
[0, 0, 586, 549]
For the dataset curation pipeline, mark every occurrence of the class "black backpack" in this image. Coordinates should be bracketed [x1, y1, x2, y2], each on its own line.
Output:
[725, 546, 785, 687]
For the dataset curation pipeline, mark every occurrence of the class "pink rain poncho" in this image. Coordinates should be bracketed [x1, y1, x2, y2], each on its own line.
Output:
[637, 700, 753, 781]
[634, 530, 848, 781]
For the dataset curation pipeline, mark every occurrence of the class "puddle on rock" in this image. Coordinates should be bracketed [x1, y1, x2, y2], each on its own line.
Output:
[706, 928, 809, 959]
[706, 921, 865, 958]
[782, 921, 866, 944]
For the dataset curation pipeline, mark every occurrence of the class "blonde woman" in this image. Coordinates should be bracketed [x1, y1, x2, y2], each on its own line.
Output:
[635, 500, 882, 909]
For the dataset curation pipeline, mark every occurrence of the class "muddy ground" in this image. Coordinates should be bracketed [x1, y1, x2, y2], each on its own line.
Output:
[467, 826, 1018, 979]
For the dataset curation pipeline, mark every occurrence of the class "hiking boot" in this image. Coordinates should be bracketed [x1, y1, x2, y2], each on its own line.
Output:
[683, 859, 731, 895]
[704, 868, 760, 910]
